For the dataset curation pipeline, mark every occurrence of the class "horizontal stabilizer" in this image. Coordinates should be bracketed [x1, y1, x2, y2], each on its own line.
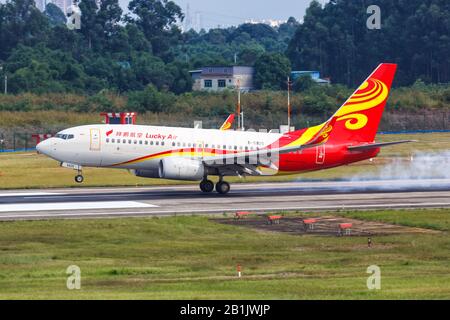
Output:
[347, 140, 415, 151]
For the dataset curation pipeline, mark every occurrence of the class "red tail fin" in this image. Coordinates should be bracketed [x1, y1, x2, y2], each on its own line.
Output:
[327, 63, 397, 144]
[220, 114, 235, 131]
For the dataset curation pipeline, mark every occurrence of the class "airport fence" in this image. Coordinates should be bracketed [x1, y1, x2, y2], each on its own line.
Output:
[0, 111, 449, 152]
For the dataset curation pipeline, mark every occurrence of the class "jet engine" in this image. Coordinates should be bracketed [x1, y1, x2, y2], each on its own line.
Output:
[132, 169, 160, 178]
[158, 158, 205, 181]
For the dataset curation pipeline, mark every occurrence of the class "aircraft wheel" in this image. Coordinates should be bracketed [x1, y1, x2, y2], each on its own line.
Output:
[200, 179, 214, 193]
[75, 175, 84, 183]
[216, 181, 230, 194]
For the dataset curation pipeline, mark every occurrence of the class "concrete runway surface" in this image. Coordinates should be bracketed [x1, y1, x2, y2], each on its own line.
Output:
[0, 178, 449, 220]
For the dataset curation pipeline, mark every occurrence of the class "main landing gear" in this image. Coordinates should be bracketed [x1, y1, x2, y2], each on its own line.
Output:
[199, 179, 214, 193]
[199, 177, 230, 194]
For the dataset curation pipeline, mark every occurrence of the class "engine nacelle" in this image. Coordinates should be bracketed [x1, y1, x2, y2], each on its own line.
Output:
[132, 169, 160, 178]
[158, 158, 205, 181]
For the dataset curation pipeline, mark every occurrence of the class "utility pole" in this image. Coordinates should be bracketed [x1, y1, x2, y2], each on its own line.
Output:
[287, 76, 292, 131]
[0, 65, 6, 95]
[236, 79, 241, 130]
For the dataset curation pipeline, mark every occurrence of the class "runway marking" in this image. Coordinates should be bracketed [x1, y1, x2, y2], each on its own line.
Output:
[0, 192, 65, 197]
[0, 201, 157, 212]
[0, 202, 448, 220]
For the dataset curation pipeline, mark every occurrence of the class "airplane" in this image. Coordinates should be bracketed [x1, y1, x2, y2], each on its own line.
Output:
[37, 63, 413, 194]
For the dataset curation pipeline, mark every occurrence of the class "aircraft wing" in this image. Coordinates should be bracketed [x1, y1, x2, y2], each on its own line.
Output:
[202, 116, 337, 167]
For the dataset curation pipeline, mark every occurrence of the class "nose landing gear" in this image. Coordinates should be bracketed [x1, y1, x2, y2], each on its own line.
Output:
[75, 168, 84, 183]
[75, 174, 84, 183]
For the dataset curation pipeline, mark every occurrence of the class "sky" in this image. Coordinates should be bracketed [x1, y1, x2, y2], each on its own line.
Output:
[0, 0, 327, 30]
[119, 0, 328, 30]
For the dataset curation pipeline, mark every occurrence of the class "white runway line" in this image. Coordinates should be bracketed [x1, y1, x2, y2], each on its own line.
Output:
[0, 201, 158, 212]
[0, 192, 65, 197]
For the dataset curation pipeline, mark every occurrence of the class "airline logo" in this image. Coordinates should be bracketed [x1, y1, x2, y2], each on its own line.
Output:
[220, 114, 235, 131]
[336, 78, 388, 130]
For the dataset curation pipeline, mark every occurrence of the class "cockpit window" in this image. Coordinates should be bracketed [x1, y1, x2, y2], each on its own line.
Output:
[55, 133, 75, 140]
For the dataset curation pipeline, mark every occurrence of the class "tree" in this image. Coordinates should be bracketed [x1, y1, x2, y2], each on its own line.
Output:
[293, 75, 316, 92]
[45, 3, 66, 26]
[127, 0, 184, 58]
[78, 0, 100, 50]
[254, 53, 291, 90]
[238, 45, 265, 66]
[0, 0, 50, 59]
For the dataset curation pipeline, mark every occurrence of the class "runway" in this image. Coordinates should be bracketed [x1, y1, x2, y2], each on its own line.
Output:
[0, 178, 449, 220]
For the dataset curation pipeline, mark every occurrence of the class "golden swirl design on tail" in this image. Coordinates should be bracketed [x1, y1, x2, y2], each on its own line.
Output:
[336, 79, 388, 130]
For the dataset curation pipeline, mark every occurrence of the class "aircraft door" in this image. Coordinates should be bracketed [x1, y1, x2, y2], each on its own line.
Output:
[90, 128, 101, 151]
[315, 144, 325, 164]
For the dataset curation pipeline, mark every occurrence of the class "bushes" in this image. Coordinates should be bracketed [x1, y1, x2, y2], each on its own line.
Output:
[126, 85, 174, 113]
[0, 84, 448, 122]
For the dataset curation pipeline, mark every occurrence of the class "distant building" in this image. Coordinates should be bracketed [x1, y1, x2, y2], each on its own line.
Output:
[245, 19, 286, 28]
[291, 71, 331, 85]
[189, 66, 255, 92]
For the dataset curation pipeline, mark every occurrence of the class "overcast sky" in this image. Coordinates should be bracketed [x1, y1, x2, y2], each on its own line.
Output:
[119, 0, 328, 29]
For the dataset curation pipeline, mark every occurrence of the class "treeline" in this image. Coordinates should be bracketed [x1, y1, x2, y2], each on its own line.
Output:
[1, 0, 449, 97]
[288, 0, 450, 86]
[1, 83, 449, 124]
[0, 0, 296, 94]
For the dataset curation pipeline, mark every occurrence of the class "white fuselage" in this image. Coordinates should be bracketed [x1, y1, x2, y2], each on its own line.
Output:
[37, 124, 284, 170]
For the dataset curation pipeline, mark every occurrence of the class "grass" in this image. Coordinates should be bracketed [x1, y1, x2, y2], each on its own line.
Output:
[0, 209, 448, 299]
[0, 132, 449, 189]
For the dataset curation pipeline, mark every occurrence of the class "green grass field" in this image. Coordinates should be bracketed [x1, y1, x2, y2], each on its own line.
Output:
[0, 209, 448, 299]
[1, 132, 449, 189]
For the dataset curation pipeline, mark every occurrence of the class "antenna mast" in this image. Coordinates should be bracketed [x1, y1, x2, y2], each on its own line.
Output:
[287, 76, 292, 131]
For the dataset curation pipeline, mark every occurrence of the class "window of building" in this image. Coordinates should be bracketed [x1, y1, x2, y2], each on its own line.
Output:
[218, 79, 226, 88]
[204, 79, 212, 88]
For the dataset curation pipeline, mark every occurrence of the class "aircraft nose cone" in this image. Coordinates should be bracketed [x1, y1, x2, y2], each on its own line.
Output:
[36, 139, 51, 155]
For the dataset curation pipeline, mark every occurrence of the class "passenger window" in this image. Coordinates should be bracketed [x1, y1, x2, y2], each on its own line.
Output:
[134, 140, 137, 144]
[106, 138, 109, 143]
[156, 141, 159, 146]
[139, 140, 142, 145]
[122, 139, 126, 143]
[172, 142, 175, 147]
[128, 140, 132, 144]
[145, 141, 148, 145]
[161, 141, 165, 146]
